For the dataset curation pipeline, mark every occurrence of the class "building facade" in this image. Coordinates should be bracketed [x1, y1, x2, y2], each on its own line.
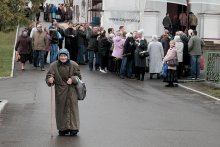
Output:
[101, 0, 220, 40]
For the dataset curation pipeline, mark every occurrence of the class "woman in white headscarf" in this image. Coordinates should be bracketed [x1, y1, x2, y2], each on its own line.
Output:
[147, 35, 164, 79]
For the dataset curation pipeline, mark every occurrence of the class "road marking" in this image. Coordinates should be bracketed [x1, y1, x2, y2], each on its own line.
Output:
[0, 100, 8, 112]
[178, 84, 220, 101]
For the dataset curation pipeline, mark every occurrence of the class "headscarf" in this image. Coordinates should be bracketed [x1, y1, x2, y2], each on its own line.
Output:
[58, 48, 70, 64]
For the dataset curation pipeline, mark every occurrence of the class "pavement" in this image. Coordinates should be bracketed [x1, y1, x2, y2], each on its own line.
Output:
[0, 61, 220, 147]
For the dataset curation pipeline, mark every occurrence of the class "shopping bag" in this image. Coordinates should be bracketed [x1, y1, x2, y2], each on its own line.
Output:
[161, 63, 168, 78]
[200, 55, 205, 70]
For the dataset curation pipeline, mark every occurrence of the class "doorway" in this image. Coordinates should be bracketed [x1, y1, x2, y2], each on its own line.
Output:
[167, 3, 187, 35]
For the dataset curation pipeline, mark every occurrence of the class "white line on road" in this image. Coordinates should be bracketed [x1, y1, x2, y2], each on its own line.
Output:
[178, 84, 220, 101]
[0, 100, 8, 113]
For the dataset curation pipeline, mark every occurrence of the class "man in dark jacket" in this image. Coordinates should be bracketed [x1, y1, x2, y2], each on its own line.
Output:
[65, 23, 78, 61]
[162, 13, 172, 32]
[120, 31, 138, 79]
[88, 27, 99, 71]
[77, 25, 87, 65]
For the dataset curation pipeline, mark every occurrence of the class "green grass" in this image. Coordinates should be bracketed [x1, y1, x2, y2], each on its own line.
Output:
[0, 31, 16, 77]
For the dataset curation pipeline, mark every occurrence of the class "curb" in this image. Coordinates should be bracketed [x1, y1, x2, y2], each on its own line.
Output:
[178, 84, 220, 101]
[0, 100, 8, 113]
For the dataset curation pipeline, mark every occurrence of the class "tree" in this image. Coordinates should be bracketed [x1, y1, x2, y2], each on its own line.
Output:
[0, 0, 44, 31]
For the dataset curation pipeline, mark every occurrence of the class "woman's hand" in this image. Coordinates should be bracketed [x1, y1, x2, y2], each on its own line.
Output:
[48, 77, 54, 84]
[67, 78, 73, 85]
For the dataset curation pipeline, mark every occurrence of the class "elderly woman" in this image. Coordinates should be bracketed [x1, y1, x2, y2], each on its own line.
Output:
[46, 49, 81, 136]
[147, 35, 164, 79]
[163, 40, 178, 87]
[15, 29, 32, 70]
[174, 35, 184, 78]
[134, 30, 148, 81]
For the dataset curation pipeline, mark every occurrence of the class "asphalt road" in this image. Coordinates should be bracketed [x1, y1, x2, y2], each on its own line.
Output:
[0, 60, 220, 147]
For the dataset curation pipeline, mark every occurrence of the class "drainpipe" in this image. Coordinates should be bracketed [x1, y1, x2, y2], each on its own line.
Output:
[186, 0, 190, 31]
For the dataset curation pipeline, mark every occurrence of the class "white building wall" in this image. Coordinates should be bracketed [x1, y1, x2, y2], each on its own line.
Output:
[191, 4, 220, 39]
[140, 1, 167, 37]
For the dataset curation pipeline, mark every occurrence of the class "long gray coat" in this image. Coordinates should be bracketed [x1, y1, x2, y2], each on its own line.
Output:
[46, 61, 81, 131]
[147, 41, 164, 73]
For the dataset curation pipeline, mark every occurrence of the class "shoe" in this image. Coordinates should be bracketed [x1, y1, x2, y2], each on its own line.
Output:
[58, 130, 69, 136]
[140, 77, 144, 81]
[100, 69, 107, 73]
[196, 78, 200, 80]
[127, 76, 135, 79]
[69, 130, 78, 136]
[79, 63, 86, 65]
[41, 68, 45, 71]
[165, 84, 174, 87]
[89, 68, 93, 71]
[191, 77, 196, 80]
[32, 66, 37, 70]
[157, 74, 161, 79]
[120, 75, 125, 79]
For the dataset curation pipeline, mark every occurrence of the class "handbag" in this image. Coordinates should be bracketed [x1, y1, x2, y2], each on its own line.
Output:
[166, 59, 178, 66]
[16, 52, 21, 62]
[139, 51, 149, 58]
[75, 76, 87, 100]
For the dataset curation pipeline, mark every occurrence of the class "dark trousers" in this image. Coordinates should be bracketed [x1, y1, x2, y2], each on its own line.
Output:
[177, 62, 184, 78]
[135, 66, 145, 80]
[33, 50, 45, 68]
[100, 53, 108, 70]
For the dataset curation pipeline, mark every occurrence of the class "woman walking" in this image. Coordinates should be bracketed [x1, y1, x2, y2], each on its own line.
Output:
[46, 49, 81, 136]
[15, 29, 32, 70]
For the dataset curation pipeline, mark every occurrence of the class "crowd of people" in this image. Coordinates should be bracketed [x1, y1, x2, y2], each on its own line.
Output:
[43, 3, 75, 22]
[15, 19, 204, 87]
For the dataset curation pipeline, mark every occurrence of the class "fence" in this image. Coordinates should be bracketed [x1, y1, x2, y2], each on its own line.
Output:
[206, 51, 220, 83]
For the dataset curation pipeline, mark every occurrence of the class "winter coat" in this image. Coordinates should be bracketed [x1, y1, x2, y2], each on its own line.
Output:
[88, 32, 99, 51]
[174, 36, 184, 62]
[147, 41, 164, 73]
[179, 13, 187, 26]
[46, 61, 81, 131]
[134, 39, 148, 67]
[77, 29, 87, 46]
[161, 34, 171, 56]
[15, 35, 32, 54]
[32, 31, 48, 51]
[112, 36, 125, 59]
[98, 37, 111, 56]
[64, 28, 78, 51]
[123, 36, 136, 60]
[163, 47, 178, 70]
[189, 14, 198, 26]
[188, 35, 205, 56]
[162, 16, 172, 28]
